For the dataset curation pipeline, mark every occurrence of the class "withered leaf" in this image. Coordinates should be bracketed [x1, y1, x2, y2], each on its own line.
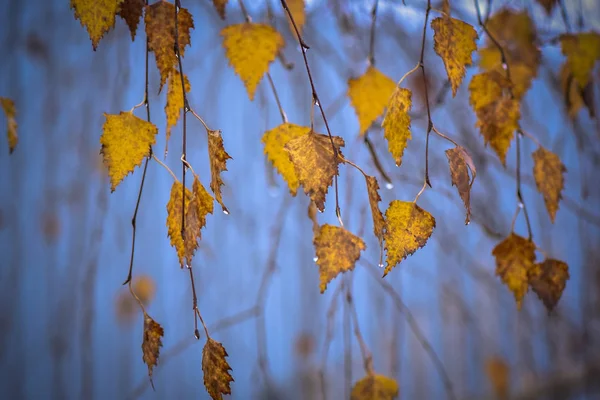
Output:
[350, 374, 399, 400]
[383, 201, 435, 276]
[142, 312, 164, 388]
[492, 233, 536, 309]
[532, 147, 566, 223]
[118, 0, 145, 41]
[445, 146, 476, 224]
[313, 224, 366, 293]
[145, 1, 194, 91]
[365, 175, 385, 245]
[285, 131, 345, 212]
[207, 130, 232, 213]
[166, 181, 193, 266]
[202, 338, 234, 400]
[528, 258, 569, 312]
[212, 0, 228, 19]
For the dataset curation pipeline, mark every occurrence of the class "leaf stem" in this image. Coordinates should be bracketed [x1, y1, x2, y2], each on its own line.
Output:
[152, 154, 179, 182]
[363, 133, 393, 186]
[419, 0, 433, 188]
[319, 282, 343, 400]
[266, 72, 288, 123]
[346, 283, 374, 375]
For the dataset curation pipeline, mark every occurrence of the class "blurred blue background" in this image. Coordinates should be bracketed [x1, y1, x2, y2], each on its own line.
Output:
[1, 0, 600, 399]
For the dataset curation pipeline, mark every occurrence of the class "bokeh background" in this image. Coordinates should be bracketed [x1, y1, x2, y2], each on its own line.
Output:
[1, 0, 600, 399]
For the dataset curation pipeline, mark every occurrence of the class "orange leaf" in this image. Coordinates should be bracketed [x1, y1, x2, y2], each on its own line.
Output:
[212, 0, 228, 19]
[202, 338, 234, 400]
[445, 146, 476, 224]
[142, 313, 164, 389]
[118, 0, 144, 41]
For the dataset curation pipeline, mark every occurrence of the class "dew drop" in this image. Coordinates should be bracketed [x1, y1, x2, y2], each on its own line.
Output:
[314, 100, 320, 107]
[501, 62, 508, 70]
[223, 208, 230, 215]
[466, 220, 471, 225]
[518, 202, 524, 209]
[378, 263, 384, 268]
[385, 182, 394, 190]
[318, 209, 323, 213]
[313, 256, 319, 262]
[194, 329, 200, 340]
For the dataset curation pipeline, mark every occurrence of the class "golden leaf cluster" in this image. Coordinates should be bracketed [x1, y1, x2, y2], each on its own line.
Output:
[221, 23, 284, 100]
[313, 224, 366, 293]
[348, 67, 397, 135]
[100, 112, 158, 191]
[202, 338, 234, 400]
[1, 97, 17, 154]
[351, 374, 399, 400]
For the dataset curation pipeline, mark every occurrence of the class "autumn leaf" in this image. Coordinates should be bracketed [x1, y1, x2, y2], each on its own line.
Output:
[262, 123, 310, 195]
[212, 0, 228, 19]
[1, 97, 17, 154]
[202, 338, 234, 400]
[478, 9, 540, 98]
[532, 147, 566, 223]
[528, 258, 569, 312]
[145, 1, 194, 91]
[308, 201, 319, 234]
[382, 87, 412, 166]
[486, 356, 509, 400]
[350, 374, 399, 400]
[165, 70, 191, 154]
[100, 112, 158, 191]
[383, 201, 435, 276]
[536, 0, 557, 14]
[221, 23, 284, 101]
[445, 146, 476, 224]
[348, 67, 396, 135]
[142, 312, 164, 388]
[469, 71, 520, 165]
[118, 0, 144, 41]
[560, 63, 588, 117]
[492, 233, 536, 308]
[313, 224, 366, 293]
[286, 0, 306, 36]
[70, 0, 123, 50]
[560, 32, 600, 88]
[166, 181, 193, 266]
[431, 16, 478, 97]
[132, 275, 156, 305]
[207, 130, 232, 213]
[365, 175, 385, 246]
[285, 131, 345, 212]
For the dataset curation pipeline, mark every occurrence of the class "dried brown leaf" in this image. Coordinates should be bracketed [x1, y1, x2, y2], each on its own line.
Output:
[202, 338, 234, 400]
[445, 146, 476, 224]
[528, 258, 569, 312]
[118, 0, 144, 41]
[532, 147, 566, 223]
[142, 313, 164, 388]
[207, 130, 232, 213]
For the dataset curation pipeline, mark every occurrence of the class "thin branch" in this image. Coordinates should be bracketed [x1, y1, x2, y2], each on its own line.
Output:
[266, 73, 288, 123]
[124, 0, 152, 286]
[368, 0, 379, 66]
[346, 284, 374, 374]
[363, 133, 393, 187]
[515, 131, 533, 239]
[418, 0, 433, 188]
[431, 126, 459, 147]
[319, 282, 343, 400]
[280, 0, 344, 226]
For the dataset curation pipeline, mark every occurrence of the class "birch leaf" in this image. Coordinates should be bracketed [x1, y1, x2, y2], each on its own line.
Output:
[207, 130, 232, 213]
[560, 32, 600, 88]
[348, 66, 396, 135]
[221, 23, 284, 100]
[528, 258, 569, 312]
[262, 123, 310, 195]
[365, 175, 385, 245]
[100, 112, 158, 191]
[118, 0, 144, 41]
[313, 224, 366, 293]
[0, 97, 17, 154]
[383, 201, 435, 276]
[431, 16, 478, 96]
[202, 338, 234, 400]
[212, 0, 228, 19]
[142, 313, 164, 389]
[532, 147, 566, 223]
[382, 87, 412, 166]
[165, 70, 191, 154]
[351, 374, 399, 400]
[285, 131, 345, 212]
[287, 0, 306, 36]
[445, 146, 476, 224]
[166, 181, 193, 266]
[492, 233, 536, 309]
[70, 0, 123, 50]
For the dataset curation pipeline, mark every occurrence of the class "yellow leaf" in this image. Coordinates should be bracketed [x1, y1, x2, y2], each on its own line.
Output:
[560, 62, 588, 118]
[287, 0, 306, 36]
[486, 356, 509, 400]
[142, 312, 164, 388]
[468, 71, 520, 165]
[492, 233, 536, 308]
[348, 66, 396, 135]
[70, 0, 123, 50]
[285, 131, 345, 212]
[536, 0, 557, 14]
[166, 181, 192, 266]
[528, 258, 569, 312]
[262, 123, 310, 195]
[165, 70, 191, 153]
[532, 147, 566, 223]
[313, 224, 366, 293]
[431, 16, 478, 97]
[350, 374, 399, 400]
[221, 23, 284, 101]
[145, 1, 194, 91]
[1, 97, 17, 154]
[365, 175, 385, 245]
[560, 32, 600, 88]
[445, 146, 476, 224]
[212, 0, 228, 19]
[382, 87, 412, 166]
[383, 201, 435, 276]
[207, 130, 232, 213]
[202, 338, 234, 400]
[118, 0, 144, 41]
[100, 112, 158, 191]
[478, 9, 540, 98]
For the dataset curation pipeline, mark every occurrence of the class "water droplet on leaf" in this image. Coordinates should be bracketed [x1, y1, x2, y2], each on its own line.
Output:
[223, 208, 230, 215]
[313, 256, 318, 262]
[385, 182, 394, 190]
[194, 329, 200, 339]
[378, 262, 384, 268]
